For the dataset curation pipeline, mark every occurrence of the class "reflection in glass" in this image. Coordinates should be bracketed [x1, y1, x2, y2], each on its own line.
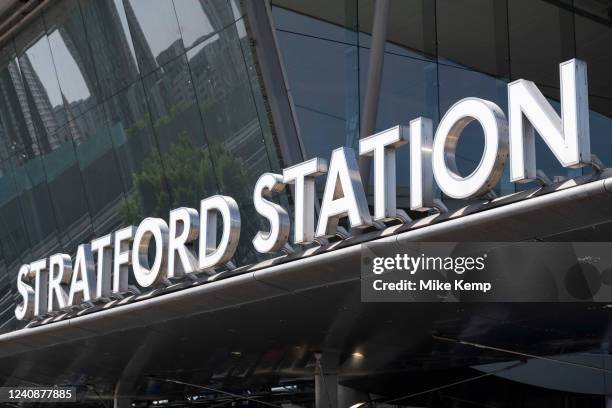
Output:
[173, 0, 235, 50]
[16, 17, 67, 148]
[79, 0, 140, 98]
[71, 105, 126, 235]
[143, 54, 207, 152]
[0, 57, 39, 163]
[45, 0, 100, 114]
[123, 0, 183, 74]
[187, 21, 272, 201]
[0, 0, 284, 334]
[142, 53, 218, 209]
[104, 80, 168, 222]
[0, 55, 61, 255]
[0, 160, 30, 269]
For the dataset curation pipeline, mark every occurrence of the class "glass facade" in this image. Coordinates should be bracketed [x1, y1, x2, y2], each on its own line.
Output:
[272, 0, 612, 204]
[0, 0, 284, 334]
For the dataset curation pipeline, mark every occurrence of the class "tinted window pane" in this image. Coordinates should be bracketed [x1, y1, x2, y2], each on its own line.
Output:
[123, 0, 183, 75]
[509, 0, 575, 90]
[187, 21, 271, 201]
[104, 80, 169, 223]
[0, 39, 63, 256]
[574, 6, 612, 168]
[273, 1, 359, 45]
[437, 0, 509, 78]
[173, 0, 236, 50]
[360, 0, 436, 58]
[359, 47, 438, 197]
[45, 0, 102, 111]
[15, 16, 67, 141]
[79, 0, 140, 98]
[0, 52, 40, 164]
[273, 7, 359, 160]
[143, 54, 218, 208]
[0, 160, 30, 268]
[71, 104, 126, 235]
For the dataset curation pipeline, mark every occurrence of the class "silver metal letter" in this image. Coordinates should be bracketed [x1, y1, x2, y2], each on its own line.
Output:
[47, 253, 72, 312]
[168, 207, 199, 278]
[91, 234, 113, 299]
[359, 125, 408, 220]
[68, 244, 96, 306]
[15, 264, 34, 321]
[132, 217, 170, 287]
[30, 259, 48, 317]
[316, 147, 372, 238]
[282, 158, 328, 244]
[409, 117, 435, 211]
[199, 195, 241, 271]
[113, 226, 136, 293]
[432, 98, 508, 199]
[253, 173, 291, 253]
[508, 59, 590, 182]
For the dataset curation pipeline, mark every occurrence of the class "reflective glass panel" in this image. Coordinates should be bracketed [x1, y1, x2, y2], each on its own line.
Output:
[104, 80, 169, 224]
[173, 0, 236, 50]
[187, 21, 272, 202]
[143, 53, 218, 208]
[122, 0, 183, 75]
[437, 0, 509, 78]
[79, 0, 140, 98]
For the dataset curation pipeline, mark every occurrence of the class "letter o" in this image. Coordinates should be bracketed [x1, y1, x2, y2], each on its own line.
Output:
[432, 97, 508, 199]
[132, 217, 169, 287]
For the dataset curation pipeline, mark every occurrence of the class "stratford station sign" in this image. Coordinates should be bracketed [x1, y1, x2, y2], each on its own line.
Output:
[15, 59, 592, 321]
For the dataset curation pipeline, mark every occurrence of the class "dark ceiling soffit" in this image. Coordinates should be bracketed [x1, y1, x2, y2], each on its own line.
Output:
[2, 173, 612, 356]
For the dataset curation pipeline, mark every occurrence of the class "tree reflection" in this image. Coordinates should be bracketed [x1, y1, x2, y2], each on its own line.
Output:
[119, 134, 249, 225]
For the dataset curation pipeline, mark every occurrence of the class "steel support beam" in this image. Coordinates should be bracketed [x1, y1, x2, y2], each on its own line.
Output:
[314, 352, 339, 408]
[358, 0, 390, 185]
[244, 0, 306, 168]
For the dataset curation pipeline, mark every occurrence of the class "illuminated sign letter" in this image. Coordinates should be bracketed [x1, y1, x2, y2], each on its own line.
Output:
[68, 244, 96, 306]
[432, 98, 508, 199]
[359, 126, 408, 220]
[47, 253, 72, 312]
[30, 259, 48, 317]
[168, 207, 199, 278]
[409, 117, 435, 211]
[15, 264, 34, 321]
[508, 59, 590, 182]
[199, 195, 241, 271]
[316, 147, 372, 238]
[91, 234, 113, 299]
[253, 173, 290, 253]
[113, 226, 136, 293]
[283, 158, 327, 244]
[132, 218, 170, 287]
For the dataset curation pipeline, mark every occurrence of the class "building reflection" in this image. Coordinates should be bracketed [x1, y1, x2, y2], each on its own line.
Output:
[0, 0, 280, 333]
